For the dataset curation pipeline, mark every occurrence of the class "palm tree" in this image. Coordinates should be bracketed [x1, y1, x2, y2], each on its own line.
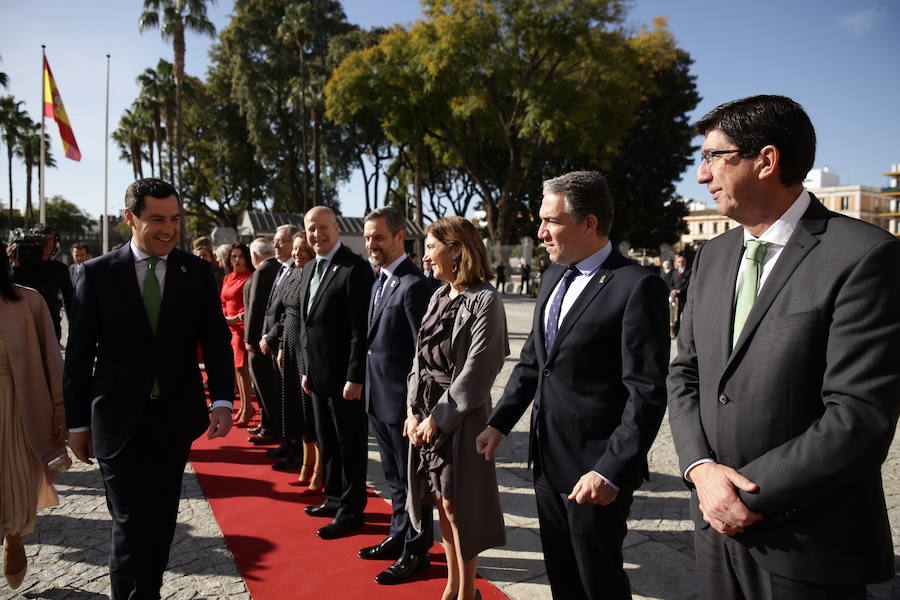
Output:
[305, 76, 326, 206]
[139, 0, 217, 189]
[112, 107, 149, 180]
[17, 122, 55, 228]
[0, 96, 29, 224]
[136, 61, 175, 180]
[0, 54, 8, 89]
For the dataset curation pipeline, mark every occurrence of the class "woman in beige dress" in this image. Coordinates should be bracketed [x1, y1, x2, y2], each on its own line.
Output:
[0, 243, 70, 589]
[405, 217, 508, 600]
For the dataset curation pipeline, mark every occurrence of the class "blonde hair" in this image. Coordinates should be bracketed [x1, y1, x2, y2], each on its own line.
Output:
[426, 216, 494, 288]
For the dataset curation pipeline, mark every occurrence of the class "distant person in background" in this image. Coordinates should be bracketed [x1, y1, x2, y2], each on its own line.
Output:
[520, 259, 531, 295]
[243, 238, 281, 446]
[277, 233, 322, 488]
[214, 244, 231, 291]
[406, 216, 508, 600]
[69, 243, 92, 288]
[0, 242, 70, 590]
[221, 242, 255, 427]
[666, 254, 690, 336]
[193, 246, 214, 263]
[7, 224, 73, 342]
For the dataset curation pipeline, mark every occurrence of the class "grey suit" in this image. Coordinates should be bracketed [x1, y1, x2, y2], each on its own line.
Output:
[668, 195, 900, 588]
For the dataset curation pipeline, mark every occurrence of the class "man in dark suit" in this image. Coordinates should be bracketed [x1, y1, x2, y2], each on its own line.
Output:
[243, 237, 281, 445]
[258, 224, 300, 466]
[356, 207, 435, 584]
[65, 178, 234, 600]
[667, 95, 900, 600]
[299, 206, 374, 539]
[477, 171, 669, 599]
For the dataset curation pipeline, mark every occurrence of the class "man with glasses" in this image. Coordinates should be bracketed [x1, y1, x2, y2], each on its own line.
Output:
[668, 95, 900, 599]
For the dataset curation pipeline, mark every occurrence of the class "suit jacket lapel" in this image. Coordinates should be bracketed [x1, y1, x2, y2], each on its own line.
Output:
[113, 244, 153, 340]
[726, 200, 827, 367]
[545, 266, 615, 364]
[307, 246, 343, 318]
[719, 235, 744, 364]
[367, 259, 409, 338]
[299, 260, 314, 318]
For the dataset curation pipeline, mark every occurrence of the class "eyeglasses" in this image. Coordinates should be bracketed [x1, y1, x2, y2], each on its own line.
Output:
[699, 149, 745, 165]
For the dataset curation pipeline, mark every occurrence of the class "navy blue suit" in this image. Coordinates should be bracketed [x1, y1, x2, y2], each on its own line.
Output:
[64, 243, 233, 599]
[365, 257, 436, 554]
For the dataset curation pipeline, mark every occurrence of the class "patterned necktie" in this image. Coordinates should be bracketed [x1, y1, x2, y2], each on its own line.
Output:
[544, 265, 579, 353]
[307, 257, 325, 314]
[143, 257, 162, 397]
[732, 240, 771, 348]
[369, 271, 387, 322]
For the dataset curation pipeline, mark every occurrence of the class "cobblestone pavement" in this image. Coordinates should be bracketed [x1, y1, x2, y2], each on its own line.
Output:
[3, 295, 897, 599]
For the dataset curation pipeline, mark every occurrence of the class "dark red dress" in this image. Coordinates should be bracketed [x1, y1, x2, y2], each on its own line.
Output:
[220, 269, 252, 369]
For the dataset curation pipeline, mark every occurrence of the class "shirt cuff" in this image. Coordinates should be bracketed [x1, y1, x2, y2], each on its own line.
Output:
[211, 400, 233, 410]
[684, 458, 715, 482]
[592, 471, 620, 492]
[68, 426, 90, 433]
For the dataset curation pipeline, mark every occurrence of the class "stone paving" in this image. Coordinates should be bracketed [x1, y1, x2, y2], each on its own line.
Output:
[2, 294, 897, 599]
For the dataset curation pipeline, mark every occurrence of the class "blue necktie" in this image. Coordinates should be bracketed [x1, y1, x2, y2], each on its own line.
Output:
[370, 272, 387, 326]
[544, 265, 579, 353]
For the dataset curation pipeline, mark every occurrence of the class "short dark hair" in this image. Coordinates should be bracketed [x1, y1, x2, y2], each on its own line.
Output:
[693, 95, 816, 187]
[542, 171, 614, 236]
[70, 242, 90, 253]
[225, 242, 254, 272]
[364, 206, 405, 235]
[0, 243, 20, 302]
[125, 178, 179, 217]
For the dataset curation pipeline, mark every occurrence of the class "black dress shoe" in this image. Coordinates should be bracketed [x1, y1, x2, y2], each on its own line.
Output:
[249, 431, 282, 445]
[265, 441, 290, 458]
[304, 502, 339, 518]
[358, 536, 402, 560]
[317, 516, 364, 540]
[247, 425, 262, 435]
[272, 455, 301, 471]
[374, 553, 430, 585]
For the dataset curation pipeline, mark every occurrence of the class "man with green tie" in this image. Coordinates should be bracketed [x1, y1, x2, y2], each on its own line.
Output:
[64, 178, 234, 599]
[298, 206, 374, 539]
[668, 95, 900, 599]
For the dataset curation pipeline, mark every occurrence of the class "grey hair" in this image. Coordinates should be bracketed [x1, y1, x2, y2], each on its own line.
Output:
[214, 244, 231, 265]
[250, 238, 275, 257]
[364, 206, 405, 235]
[542, 171, 614, 236]
[275, 224, 300, 237]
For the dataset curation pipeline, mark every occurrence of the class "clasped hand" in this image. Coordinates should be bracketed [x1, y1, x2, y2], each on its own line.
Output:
[403, 414, 439, 445]
[690, 462, 763, 535]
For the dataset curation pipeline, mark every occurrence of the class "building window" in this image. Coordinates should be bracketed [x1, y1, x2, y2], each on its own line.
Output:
[698, 223, 704, 234]
[713, 222, 718, 233]
[840, 196, 850, 211]
[724, 222, 730, 230]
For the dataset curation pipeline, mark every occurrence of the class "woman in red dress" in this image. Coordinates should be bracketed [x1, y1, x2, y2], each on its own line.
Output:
[220, 242, 255, 426]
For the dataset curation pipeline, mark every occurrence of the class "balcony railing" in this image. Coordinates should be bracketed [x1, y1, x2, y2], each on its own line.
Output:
[881, 186, 900, 194]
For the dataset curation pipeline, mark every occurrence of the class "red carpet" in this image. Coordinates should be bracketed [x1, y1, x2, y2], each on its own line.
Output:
[189, 405, 508, 599]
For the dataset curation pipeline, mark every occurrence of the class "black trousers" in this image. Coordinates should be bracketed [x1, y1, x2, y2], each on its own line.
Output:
[248, 350, 280, 434]
[694, 524, 866, 600]
[369, 414, 433, 556]
[311, 390, 368, 519]
[534, 465, 633, 600]
[97, 427, 192, 600]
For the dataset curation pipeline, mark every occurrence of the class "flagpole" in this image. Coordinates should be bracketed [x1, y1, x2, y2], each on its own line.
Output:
[39, 45, 46, 226]
[103, 54, 110, 254]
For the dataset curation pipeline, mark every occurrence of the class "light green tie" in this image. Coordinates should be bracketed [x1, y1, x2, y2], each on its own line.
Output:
[143, 257, 162, 396]
[307, 257, 325, 315]
[732, 240, 771, 348]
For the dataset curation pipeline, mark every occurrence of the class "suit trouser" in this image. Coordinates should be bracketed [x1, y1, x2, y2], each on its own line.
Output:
[311, 390, 368, 519]
[694, 523, 866, 600]
[369, 414, 433, 556]
[534, 465, 633, 600]
[98, 425, 192, 600]
[247, 350, 280, 434]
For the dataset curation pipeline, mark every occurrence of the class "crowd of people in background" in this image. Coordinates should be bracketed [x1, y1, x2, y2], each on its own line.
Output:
[1, 94, 898, 600]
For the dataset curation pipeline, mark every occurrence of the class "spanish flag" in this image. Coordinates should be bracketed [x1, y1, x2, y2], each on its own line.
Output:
[43, 56, 81, 161]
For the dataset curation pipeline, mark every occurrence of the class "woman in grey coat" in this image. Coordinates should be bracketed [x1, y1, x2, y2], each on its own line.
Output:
[405, 216, 508, 600]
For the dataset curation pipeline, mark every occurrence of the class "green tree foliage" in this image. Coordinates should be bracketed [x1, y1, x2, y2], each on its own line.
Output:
[0, 96, 29, 222]
[45, 195, 95, 239]
[328, 0, 689, 248]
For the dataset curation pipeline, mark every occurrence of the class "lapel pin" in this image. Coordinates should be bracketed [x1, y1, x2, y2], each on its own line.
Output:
[598, 274, 607, 284]
[332, 265, 339, 272]
[390, 279, 398, 288]
[181, 265, 187, 273]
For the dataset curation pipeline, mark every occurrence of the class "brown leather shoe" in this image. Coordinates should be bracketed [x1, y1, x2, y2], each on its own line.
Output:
[3, 534, 27, 589]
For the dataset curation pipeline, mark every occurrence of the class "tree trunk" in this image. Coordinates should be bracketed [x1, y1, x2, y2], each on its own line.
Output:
[173, 24, 186, 192]
[413, 139, 424, 258]
[6, 139, 13, 227]
[299, 42, 309, 211]
[313, 117, 321, 205]
[24, 159, 33, 228]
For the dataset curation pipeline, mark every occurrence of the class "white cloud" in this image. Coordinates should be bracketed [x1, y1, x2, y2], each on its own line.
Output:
[839, 7, 881, 37]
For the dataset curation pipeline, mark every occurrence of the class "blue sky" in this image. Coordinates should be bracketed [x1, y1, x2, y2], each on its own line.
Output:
[1, 0, 897, 224]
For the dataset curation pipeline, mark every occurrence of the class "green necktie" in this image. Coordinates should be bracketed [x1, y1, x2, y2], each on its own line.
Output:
[307, 257, 325, 315]
[732, 240, 771, 348]
[143, 257, 162, 396]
